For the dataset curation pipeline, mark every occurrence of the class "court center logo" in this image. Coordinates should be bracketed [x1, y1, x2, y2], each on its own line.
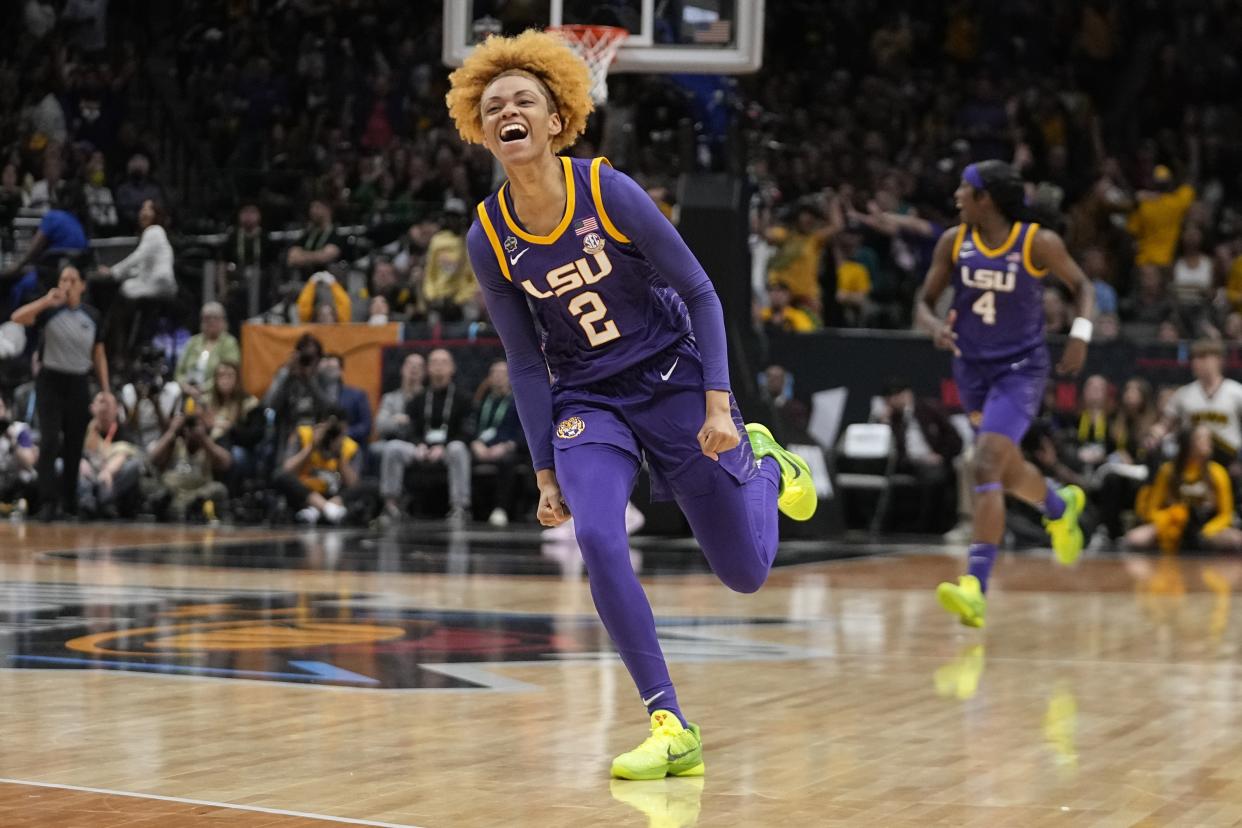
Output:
[556, 416, 586, 439]
[0, 583, 820, 692]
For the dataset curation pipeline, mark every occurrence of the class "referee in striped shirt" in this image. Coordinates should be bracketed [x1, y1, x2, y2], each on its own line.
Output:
[12, 266, 109, 520]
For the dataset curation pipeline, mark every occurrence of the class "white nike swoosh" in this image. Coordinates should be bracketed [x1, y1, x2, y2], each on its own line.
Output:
[509, 248, 530, 265]
[659, 357, 679, 382]
[641, 690, 665, 706]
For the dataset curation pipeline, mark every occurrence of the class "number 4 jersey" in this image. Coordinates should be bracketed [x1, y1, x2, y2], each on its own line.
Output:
[468, 156, 696, 389]
[950, 221, 1049, 362]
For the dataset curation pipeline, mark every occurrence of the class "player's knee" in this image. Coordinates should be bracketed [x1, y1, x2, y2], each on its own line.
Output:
[972, 440, 1007, 483]
[572, 521, 620, 558]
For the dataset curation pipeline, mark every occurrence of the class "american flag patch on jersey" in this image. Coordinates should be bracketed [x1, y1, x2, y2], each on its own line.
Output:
[574, 216, 600, 236]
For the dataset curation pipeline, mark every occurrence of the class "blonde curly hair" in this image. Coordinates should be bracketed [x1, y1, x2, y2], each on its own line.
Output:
[446, 29, 594, 153]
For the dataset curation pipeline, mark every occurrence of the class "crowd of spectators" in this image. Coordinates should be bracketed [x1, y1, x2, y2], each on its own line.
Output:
[2, 2, 1242, 539]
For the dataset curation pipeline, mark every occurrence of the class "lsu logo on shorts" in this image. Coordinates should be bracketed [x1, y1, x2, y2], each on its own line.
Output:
[556, 416, 586, 439]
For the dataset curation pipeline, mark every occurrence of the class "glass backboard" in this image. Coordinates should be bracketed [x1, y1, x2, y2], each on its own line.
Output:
[443, 0, 764, 74]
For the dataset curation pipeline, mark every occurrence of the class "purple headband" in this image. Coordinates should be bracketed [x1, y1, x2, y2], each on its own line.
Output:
[963, 163, 986, 190]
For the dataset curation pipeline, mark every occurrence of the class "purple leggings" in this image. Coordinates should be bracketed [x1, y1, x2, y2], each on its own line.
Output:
[555, 442, 780, 719]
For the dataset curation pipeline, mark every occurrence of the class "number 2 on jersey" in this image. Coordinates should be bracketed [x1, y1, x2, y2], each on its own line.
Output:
[569, 291, 620, 346]
[972, 291, 996, 325]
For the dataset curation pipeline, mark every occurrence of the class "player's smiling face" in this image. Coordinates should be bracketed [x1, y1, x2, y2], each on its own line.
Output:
[480, 74, 563, 166]
[955, 179, 984, 224]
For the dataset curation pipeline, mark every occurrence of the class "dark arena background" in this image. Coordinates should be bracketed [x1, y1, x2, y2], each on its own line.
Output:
[0, 1, 1239, 825]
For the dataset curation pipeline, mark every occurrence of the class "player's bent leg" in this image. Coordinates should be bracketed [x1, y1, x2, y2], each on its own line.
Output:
[677, 454, 781, 594]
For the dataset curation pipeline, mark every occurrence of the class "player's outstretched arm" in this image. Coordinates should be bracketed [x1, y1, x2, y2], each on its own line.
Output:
[1033, 228, 1095, 376]
[916, 227, 961, 357]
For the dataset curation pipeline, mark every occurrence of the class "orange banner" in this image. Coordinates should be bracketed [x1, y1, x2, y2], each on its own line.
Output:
[240, 323, 401, 416]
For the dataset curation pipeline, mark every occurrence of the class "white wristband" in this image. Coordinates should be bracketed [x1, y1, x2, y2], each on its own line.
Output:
[1070, 317, 1093, 342]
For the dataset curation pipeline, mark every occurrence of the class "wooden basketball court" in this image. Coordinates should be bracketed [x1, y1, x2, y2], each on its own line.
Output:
[1, 521, 1239, 826]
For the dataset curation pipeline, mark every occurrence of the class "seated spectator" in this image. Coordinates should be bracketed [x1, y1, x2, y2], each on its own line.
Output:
[871, 378, 963, 533]
[1067, 374, 1113, 474]
[1125, 425, 1242, 553]
[0, 397, 38, 513]
[471, 360, 524, 526]
[317, 353, 372, 444]
[175, 302, 241, 394]
[422, 205, 478, 322]
[218, 203, 277, 324]
[1044, 286, 1071, 335]
[1095, 378, 1158, 540]
[148, 403, 232, 521]
[1081, 247, 1119, 317]
[757, 364, 811, 445]
[295, 270, 351, 323]
[0, 163, 29, 227]
[364, 257, 422, 321]
[83, 150, 118, 233]
[114, 154, 167, 232]
[1148, 338, 1242, 466]
[264, 333, 331, 445]
[835, 231, 873, 327]
[760, 282, 817, 333]
[1096, 312, 1122, 343]
[285, 198, 344, 282]
[375, 352, 425, 445]
[1172, 224, 1216, 325]
[274, 408, 371, 525]
[97, 199, 176, 300]
[78, 391, 144, 518]
[13, 354, 40, 436]
[27, 152, 64, 214]
[203, 361, 263, 482]
[1124, 264, 1174, 328]
[380, 348, 473, 522]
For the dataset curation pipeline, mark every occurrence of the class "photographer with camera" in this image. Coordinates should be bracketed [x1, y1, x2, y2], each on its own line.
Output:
[0, 397, 39, 515]
[273, 408, 374, 525]
[118, 346, 180, 449]
[148, 397, 233, 521]
[264, 333, 332, 447]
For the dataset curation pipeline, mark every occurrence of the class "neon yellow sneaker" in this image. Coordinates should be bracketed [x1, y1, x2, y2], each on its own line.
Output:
[1044, 484, 1085, 566]
[745, 423, 817, 520]
[933, 643, 986, 700]
[610, 777, 704, 828]
[610, 710, 705, 780]
[937, 574, 986, 628]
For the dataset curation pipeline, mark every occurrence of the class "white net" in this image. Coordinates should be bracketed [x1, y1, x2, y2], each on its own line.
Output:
[550, 25, 628, 105]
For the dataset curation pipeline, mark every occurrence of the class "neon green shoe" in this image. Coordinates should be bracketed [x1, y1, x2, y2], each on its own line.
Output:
[610, 777, 705, 828]
[610, 711, 705, 781]
[1044, 484, 1085, 566]
[745, 423, 817, 520]
[937, 574, 986, 628]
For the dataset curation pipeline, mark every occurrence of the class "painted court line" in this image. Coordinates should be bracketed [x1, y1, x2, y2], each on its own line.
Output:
[0, 778, 425, 828]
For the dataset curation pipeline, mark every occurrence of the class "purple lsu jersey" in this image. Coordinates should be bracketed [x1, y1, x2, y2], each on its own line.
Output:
[950, 221, 1049, 361]
[472, 156, 690, 388]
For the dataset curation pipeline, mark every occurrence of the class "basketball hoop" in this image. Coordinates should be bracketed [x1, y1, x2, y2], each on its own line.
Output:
[549, 24, 628, 106]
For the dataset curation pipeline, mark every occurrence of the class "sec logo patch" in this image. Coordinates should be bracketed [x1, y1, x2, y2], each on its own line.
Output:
[556, 416, 586, 439]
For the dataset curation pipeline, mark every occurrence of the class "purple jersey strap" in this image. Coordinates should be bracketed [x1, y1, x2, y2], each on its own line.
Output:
[596, 163, 731, 392]
[467, 223, 557, 471]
